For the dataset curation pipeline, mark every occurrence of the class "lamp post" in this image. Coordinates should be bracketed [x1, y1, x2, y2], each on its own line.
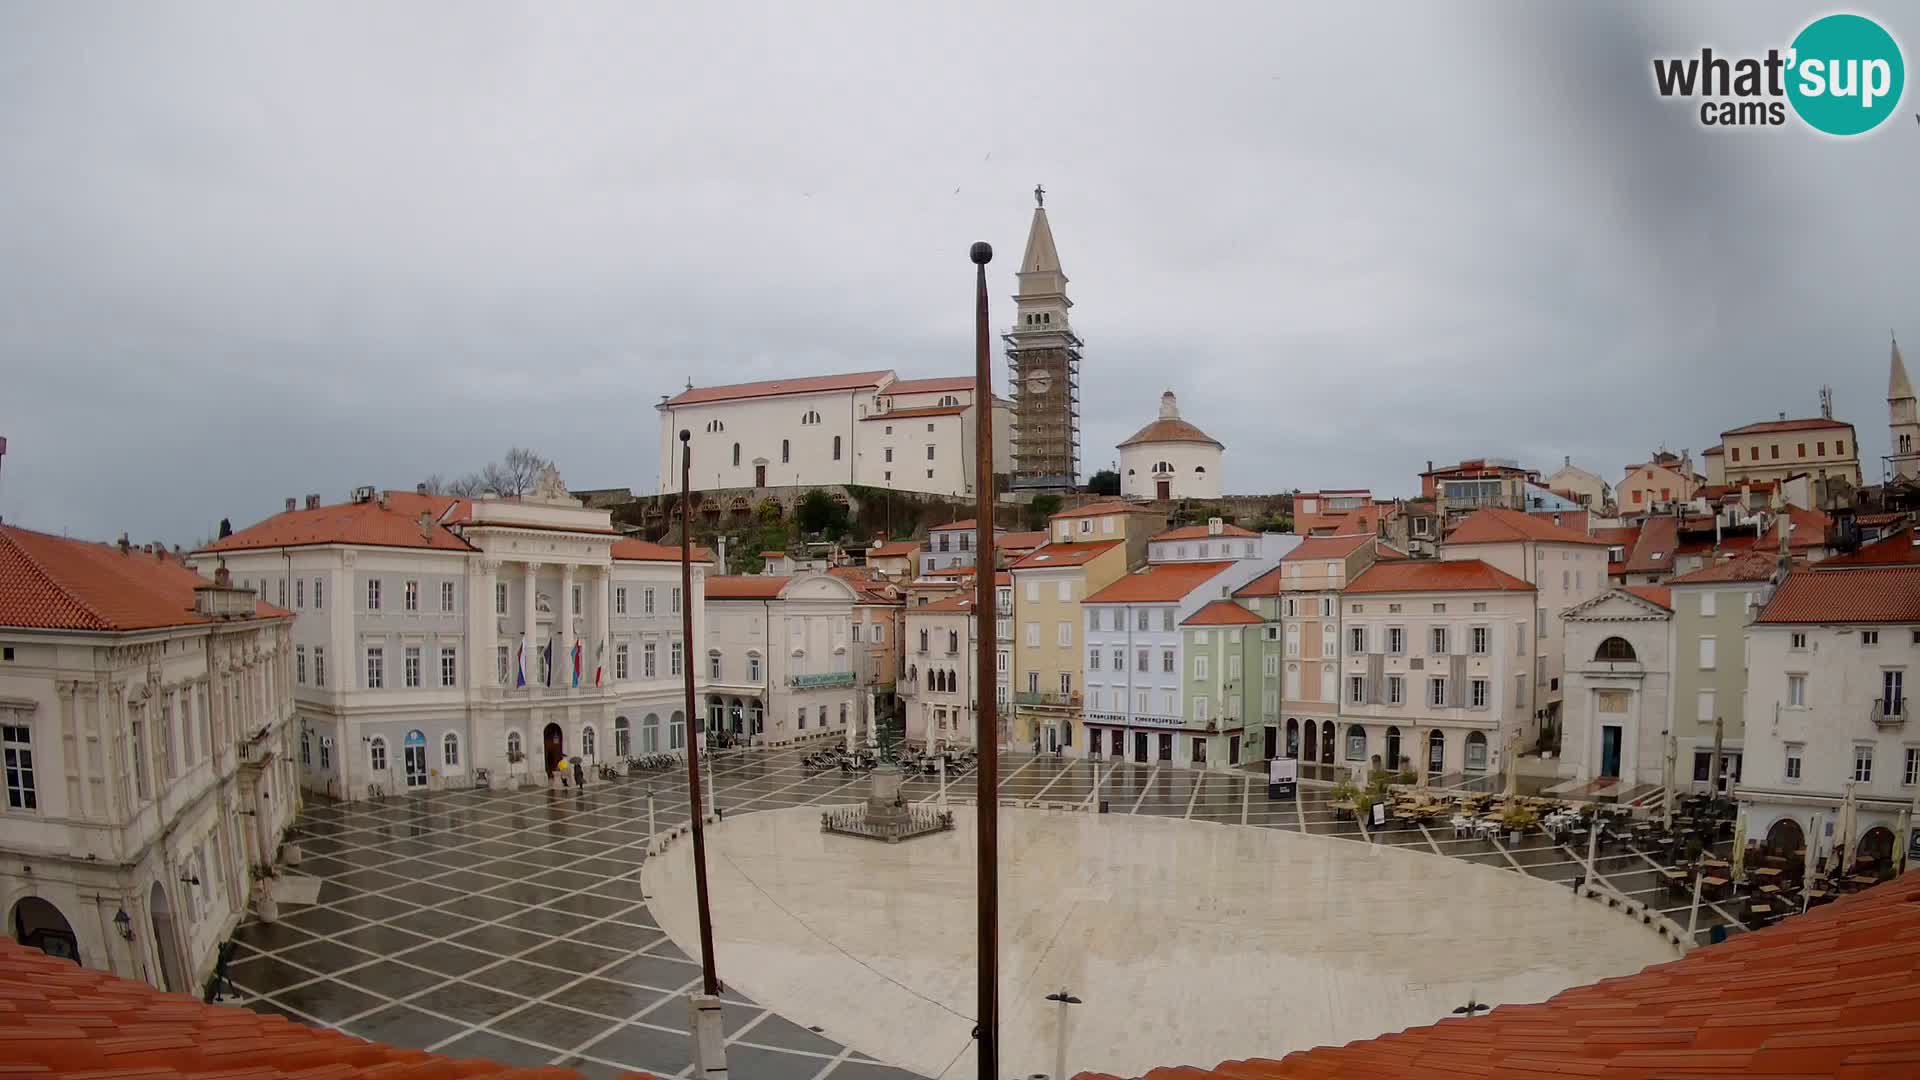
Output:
[1045, 988, 1082, 1080]
[969, 239, 1000, 1080]
[678, 429, 726, 1080]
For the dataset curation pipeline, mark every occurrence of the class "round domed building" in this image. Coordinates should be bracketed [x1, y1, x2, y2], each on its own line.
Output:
[1118, 391, 1224, 500]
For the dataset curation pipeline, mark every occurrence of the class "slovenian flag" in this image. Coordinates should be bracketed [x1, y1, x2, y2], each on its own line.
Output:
[572, 640, 582, 688]
[515, 636, 526, 688]
[594, 639, 605, 688]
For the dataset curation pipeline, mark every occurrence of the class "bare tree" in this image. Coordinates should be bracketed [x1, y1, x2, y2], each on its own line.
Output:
[445, 473, 487, 497]
[479, 447, 551, 498]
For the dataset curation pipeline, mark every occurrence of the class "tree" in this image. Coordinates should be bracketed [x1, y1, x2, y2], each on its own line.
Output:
[1025, 494, 1063, 531]
[795, 489, 849, 538]
[480, 447, 552, 498]
[1087, 469, 1121, 496]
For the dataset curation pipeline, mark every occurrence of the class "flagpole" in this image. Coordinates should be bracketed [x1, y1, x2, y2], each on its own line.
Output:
[679, 429, 727, 1079]
[968, 239, 999, 1080]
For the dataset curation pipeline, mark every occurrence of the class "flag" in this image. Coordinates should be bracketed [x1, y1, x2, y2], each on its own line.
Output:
[515, 636, 526, 688]
[572, 640, 582, 689]
[594, 639, 605, 688]
[543, 637, 554, 687]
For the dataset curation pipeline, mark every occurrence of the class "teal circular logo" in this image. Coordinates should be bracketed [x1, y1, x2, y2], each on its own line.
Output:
[1787, 14, 1904, 135]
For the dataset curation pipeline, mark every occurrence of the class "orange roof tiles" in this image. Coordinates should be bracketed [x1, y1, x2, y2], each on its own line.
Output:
[867, 540, 921, 558]
[928, 519, 982, 532]
[1722, 416, 1854, 436]
[885, 376, 973, 395]
[1622, 584, 1673, 610]
[1117, 416, 1222, 449]
[997, 530, 1048, 551]
[1280, 533, 1375, 562]
[1347, 559, 1533, 595]
[609, 538, 712, 563]
[1049, 500, 1156, 521]
[1084, 562, 1235, 604]
[659, 369, 891, 407]
[1, 526, 288, 631]
[1151, 523, 1257, 541]
[200, 491, 477, 554]
[1667, 551, 1781, 585]
[1526, 508, 1590, 534]
[862, 405, 968, 421]
[1820, 528, 1920, 568]
[1010, 539, 1123, 569]
[703, 575, 789, 600]
[1182, 599, 1263, 626]
[1074, 873, 1920, 1080]
[1622, 515, 1680, 575]
[922, 593, 977, 613]
[1232, 566, 1285, 598]
[1756, 565, 1920, 624]
[1445, 508, 1609, 546]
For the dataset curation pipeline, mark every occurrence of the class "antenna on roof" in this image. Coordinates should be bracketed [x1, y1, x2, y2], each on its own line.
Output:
[1819, 385, 1833, 420]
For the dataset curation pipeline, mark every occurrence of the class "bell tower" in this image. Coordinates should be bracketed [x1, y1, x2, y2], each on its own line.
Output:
[1889, 334, 1919, 480]
[1003, 186, 1082, 491]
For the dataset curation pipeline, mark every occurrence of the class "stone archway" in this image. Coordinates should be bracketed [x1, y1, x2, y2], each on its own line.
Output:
[1763, 816, 1805, 859]
[542, 722, 565, 776]
[148, 882, 185, 993]
[10, 896, 78, 964]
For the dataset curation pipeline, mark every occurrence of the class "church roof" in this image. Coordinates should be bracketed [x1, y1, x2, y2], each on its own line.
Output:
[1892, 335, 1913, 402]
[659, 370, 894, 408]
[1119, 416, 1223, 449]
[1019, 205, 1062, 276]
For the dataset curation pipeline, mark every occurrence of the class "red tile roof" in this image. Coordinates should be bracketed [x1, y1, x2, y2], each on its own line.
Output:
[1622, 584, 1673, 609]
[1347, 559, 1533, 595]
[1527, 508, 1590, 534]
[1446, 507, 1609, 546]
[0, 938, 648, 1080]
[1, 526, 288, 631]
[885, 376, 973, 395]
[928, 519, 983, 532]
[1375, 544, 1408, 560]
[1151, 523, 1257, 541]
[1702, 443, 1724, 455]
[1084, 562, 1235, 604]
[659, 369, 892, 407]
[703, 575, 790, 599]
[862, 405, 969, 420]
[998, 530, 1049, 551]
[609, 538, 712, 563]
[1010, 539, 1124, 569]
[1667, 551, 1782, 585]
[1181, 599, 1264, 626]
[1820, 528, 1920, 568]
[1592, 525, 1641, 548]
[1756, 565, 1920, 624]
[199, 492, 477, 554]
[1049, 499, 1159, 521]
[1117, 416, 1223, 449]
[1077, 873, 1920, 1080]
[922, 593, 978, 613]
[1623, 515, 1680, 574]
[866, 540, 921, 559]
[1279, 533, 1375, 562]
[1722, 416, 1854, 436]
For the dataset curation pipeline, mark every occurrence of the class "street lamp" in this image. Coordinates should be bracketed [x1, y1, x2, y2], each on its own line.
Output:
[1045, 988, 1082, 1080]
[113, 908, 132, 940]
[1451, 996, 1489, 1017]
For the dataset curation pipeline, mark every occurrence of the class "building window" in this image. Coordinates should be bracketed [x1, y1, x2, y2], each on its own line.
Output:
[708, 651, 722, 680]
[277, 578, 287, 607]
[1699, 636, 1716, 669]
[1387, 627, 1404, 654]
[300, 729, 311, 767]
[1349, 627, 1366, 653]
[443, 733, 460, 767]
[885, 447, 893, 463]
[1785, 744, 1802, 781]
[404, 580, 418, 612]
[615, 587, 628, 615]
[296, 645, 307, 684]
[643, 642, 657, 678]
[1788, 674, 1806, 707]
[1429, 677, 1447, 707]
[582, 727, 597, 758]
[1346, 726, 1367, 761]
[614, 643, 630, 680]
[498, 644, 510, 685]
[367, 578, 382, 611]
[366, 647, 385, 689]
[571, 584, 583, 614]
[1347, 675, 1365, 704]
[1730, 447, 1740, 462]
[314, 646, 326, 687]
[1387, 675, 1404, 705]
[1838, 440, 1847, 454]
[508, 730, 523, 759]
[1906, 747, 1920, 786]
[1863, 630, 1881, 646]
[1195, 655, 1210, 679]
[369, 737, 387, 772]
[1057, 622, 1072, 647]
[1471, 626, 1489, 655]
[1430, 627, 1448, 654]
[1854, 745, 1873, 783]
[748, 652, 762, 681]
[441, 647, 458, 687]
[404, 646, 421, 688]
[3, 724, 35, 810]
[496, 582, 508, 615]
[441, 581, 456, 612]
[671, 587, 682, 614]
[1471, 678, 1488, 708]
[733, 443, 741, 467]
[296, 578, 304, 608]
[1700, 590, 1716, 617]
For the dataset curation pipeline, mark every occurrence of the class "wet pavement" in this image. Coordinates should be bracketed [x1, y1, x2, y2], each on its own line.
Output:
[229, 745, 1746, 1079]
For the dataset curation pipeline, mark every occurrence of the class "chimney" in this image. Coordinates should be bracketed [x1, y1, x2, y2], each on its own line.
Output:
[1778, 411, 1787, 421]
[418, 511, 432, 540]
[1564, 455, 1571, 467]
[215, 562, 231, 587]
[1207, 516, 1223, 536]
[377, 492, 388, 510]
[118, 534, 130, 554]
[285, 497, 297, 513]
[416, 483, 428, 496]
[306, 494, 321, 510]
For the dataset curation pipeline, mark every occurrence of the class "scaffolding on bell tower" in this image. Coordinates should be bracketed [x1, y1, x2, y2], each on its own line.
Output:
[1004, 187, 1082, 492]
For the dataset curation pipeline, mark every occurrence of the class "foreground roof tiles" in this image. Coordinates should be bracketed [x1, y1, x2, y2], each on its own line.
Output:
[1084, 562, 1235, 604]
[1756, 565, 1920, 624]
[1073, 873, 1920, 1080]
[1, 525, 286, 631]
[1446, 508, 1609, 546]
[1346, 559, 1533, 595]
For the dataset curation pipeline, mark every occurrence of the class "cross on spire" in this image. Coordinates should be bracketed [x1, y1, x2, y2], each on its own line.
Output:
[1034, 184, 1045, 208]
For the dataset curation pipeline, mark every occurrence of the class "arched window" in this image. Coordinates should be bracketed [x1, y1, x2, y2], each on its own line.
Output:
[732, 443, 741, 467]
[507, 730, 523, 758]
[800, 410, 821, 425]
[1427, 729, 1445, 772]
[669, 710, 686, 750]
[833, 435, 842, 461]
[707, 695, 725, 730]
[1302, 720, 1317, 762]
[706, 419, 725, 433]
[839, 703, 848, 727]
[614, 716, 631, 757]
[919, 628, 930, 652]
[442, 732, 460, 766]
[782, 439, 791, 464]
[642, 713, 660, 753]
[1154, 460, 1173, 474]
[582, 726, 597, 759]
[369, 736, 387, 772]
[1464, 731, 1488, 771]
[948, 629, 960, 654]
[1194, 465, 1206, 474]
[749, 699, 764, 733]
[300, 729, 311, 766]
[1285, 718, 1299, 757]
[907, 664, 918, 687]
[1345, 725, 1367, 761]
[1594, 637, 1637, 662]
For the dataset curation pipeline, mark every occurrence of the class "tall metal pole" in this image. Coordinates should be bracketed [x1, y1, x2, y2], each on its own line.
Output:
[969, 239, 999, 1080]
[679, 430, 721, 997]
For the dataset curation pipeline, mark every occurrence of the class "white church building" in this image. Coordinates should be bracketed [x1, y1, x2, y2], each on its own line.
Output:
[1119, 391, 1224, 501]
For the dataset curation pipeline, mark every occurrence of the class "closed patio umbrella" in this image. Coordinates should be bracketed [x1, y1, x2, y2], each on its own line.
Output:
[1503, 730, 1520, 800]
[1803, 811, 1822, 913]
[1896, 807, 1913, 877]
[1730, 804, 1749, 881]
[1837, 782, 1859, 877]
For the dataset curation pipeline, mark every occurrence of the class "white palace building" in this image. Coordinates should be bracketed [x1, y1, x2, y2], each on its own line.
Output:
[190, 470, 708, 803]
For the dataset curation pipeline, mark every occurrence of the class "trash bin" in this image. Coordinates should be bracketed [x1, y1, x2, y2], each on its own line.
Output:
[1709, 924, 1728, 946]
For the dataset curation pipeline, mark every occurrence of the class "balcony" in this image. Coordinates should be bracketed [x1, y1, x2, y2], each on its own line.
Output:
[789, 671, 856, 689]
[1014, 691, 1082, 709]
[1872, 697, 1906, 730]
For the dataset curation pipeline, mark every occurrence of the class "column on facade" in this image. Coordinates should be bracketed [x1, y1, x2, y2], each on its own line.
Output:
[560, 563, 576, 691]
[598, 566, 613, 691]
[522, 562, 538, 688]
[476, 559, 501, 690]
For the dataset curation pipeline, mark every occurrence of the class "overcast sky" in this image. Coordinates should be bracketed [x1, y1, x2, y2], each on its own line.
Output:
[2, 2, 1916, 544]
